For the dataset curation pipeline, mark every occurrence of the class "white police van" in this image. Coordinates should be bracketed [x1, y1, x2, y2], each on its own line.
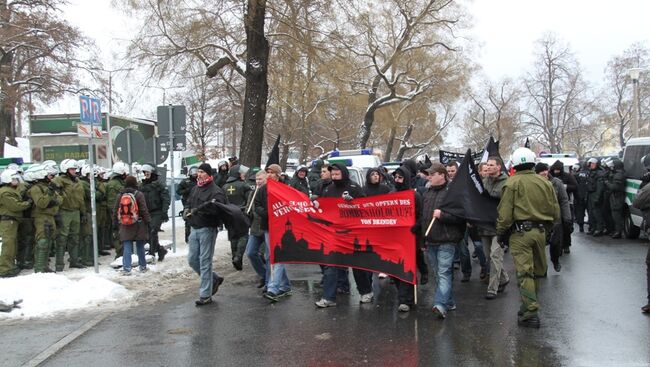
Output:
[622, 137, 650, 238]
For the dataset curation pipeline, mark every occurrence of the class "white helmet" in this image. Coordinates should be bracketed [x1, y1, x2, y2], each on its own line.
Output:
[141, 164, 155, 173]
[1, 169, 20, 185]
[45, 165, 59, 177]
[112, 161, 129, 175]
[511, 148, 536, 167]
[587, 157, 599, 165]
[60, 159, 77, 173]
[76, 159, 87, 169]
[81, 164, 93, 177]
[7, 163, 22, 173]
[24, 164, 43, 182]
[572, 163, 580, 171]
[42, 160, 57, 168]
[101, 169, 112, 180]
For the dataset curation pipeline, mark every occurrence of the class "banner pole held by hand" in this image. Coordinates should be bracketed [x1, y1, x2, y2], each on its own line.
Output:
[424, 217, 437, 237]
[414, 284, 418, 305]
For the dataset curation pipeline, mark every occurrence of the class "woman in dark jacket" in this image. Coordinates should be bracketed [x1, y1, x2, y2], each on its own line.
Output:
[114, 175, 151, 275]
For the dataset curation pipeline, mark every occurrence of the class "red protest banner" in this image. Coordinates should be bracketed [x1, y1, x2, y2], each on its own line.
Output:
[267, 180, 417, 284]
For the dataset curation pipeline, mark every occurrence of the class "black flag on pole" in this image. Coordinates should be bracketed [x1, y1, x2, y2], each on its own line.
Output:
[266, 135, 281, 166]
[438, 149, 499, 224]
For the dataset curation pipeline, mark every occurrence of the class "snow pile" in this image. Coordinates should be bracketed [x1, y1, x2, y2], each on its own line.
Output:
[0, 273, 132, 319]
[4, 137, 31, 161]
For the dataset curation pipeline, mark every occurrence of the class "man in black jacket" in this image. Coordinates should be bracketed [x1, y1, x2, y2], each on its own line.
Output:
[255, 164, 293, 302]
[315, 163, 366, 308]
[186, 163, 226, 306]
[420, 163, 465, 319]
[550, 160, 578, 249]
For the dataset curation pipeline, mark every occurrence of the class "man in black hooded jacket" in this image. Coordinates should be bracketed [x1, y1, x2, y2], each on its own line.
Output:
[391, 166, 424, 312]
[315, 163, 366, 308]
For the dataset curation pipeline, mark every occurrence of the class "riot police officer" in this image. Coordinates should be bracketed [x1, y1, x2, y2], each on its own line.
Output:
[605, 159, 626, 238]
[0, 169, 32, 277]
[29, 165, 63, 273]
[573, 163, 589, 233]
[586, 158, 605, 236]
[496, 148, 560, 328]
[16, 165, 35, 269]
[53, 159, 85, 270]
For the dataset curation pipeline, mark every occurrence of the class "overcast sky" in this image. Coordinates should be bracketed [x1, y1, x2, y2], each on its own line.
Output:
[55, 0, 648, 117]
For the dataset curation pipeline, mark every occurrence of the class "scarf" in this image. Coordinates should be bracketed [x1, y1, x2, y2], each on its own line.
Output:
[197, 175, 214, 187]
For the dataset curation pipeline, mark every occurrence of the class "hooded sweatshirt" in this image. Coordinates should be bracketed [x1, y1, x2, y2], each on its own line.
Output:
[321, 163, 365, 199]
[363, 168, 391, 197]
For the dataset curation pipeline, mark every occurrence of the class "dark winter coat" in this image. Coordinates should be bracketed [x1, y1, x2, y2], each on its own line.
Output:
[550, 160, 578, 199]
[421, 181, 465, 244]
[139, 173, 170, 214]
[477, 172, 509, 236]
[363, 168, 391, 197]
[605, 161, 626, 210]
[114, 188, 151, 242]
[176, 177, 196, 207]
[321, 163, 365, 199]
[393, 167, 423, 233]
[254, 183, 272, 231]
[289, 168, 311, 196]
[550, 176, 572, 224]
[187, 180, 227, 229]
[312, 179, 332, 197]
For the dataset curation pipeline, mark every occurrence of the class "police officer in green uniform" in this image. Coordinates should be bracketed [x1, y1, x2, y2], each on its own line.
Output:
[53, 159, 86, 270]
[496, 147, 560, 328]
[177, 166, 198, 243]
[95, 168, 111, 255]
[0, 169, 32, 277]
[29, 165, 63, 273]
[16, 165, 35, 269]
[106, 162, 129, 258]
[586, 158, 605, 236]
[78, 165, 98, 266]
[222, 164, 251, 270]
[140, 164, 170, 261]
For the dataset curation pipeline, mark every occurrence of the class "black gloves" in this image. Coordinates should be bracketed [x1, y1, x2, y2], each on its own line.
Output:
[496, 234, 507, 248]
[410, 223, 422, 235]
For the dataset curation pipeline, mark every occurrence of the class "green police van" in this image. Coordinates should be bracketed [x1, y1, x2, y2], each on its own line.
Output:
[622, 137, 650, 238]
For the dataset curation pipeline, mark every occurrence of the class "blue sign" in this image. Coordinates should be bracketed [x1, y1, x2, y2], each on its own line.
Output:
[79, 96, 102, 125]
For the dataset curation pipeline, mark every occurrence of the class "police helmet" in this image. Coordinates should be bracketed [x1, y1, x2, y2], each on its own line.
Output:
[141, 164, 155, 173]
[60, 159, 78, 173]
[7, 163, 22, 173]
[112, 162, 129, 176]
[572, 163, 580, 171]
[24, 164, 42, 182]
[587, 157, 599, 165]
[188, 166, 199, 177]
[45, 165, 59, 177]
[511, 148, 536, 168]
[81, 165, 93, 177]
[0, 169, 20, 185]
[42, 160, 57, 168]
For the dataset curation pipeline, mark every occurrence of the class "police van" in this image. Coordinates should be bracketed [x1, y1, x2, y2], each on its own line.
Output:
[536, 153, 579, 172]
[622, 137, 650, 238]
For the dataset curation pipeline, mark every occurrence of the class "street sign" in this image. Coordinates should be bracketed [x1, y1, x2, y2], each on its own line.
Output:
[77, 124, 102, 138]
[144, 137, 170, 164]
[79, 96, 102, 125]
[157, 105, 186, 135]
[114, 129, 146, 163]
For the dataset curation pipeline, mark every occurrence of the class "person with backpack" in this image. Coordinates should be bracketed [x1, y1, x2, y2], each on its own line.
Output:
[114, 176, 151, 275]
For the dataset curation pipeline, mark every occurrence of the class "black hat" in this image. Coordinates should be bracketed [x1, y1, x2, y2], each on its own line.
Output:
[198, 163, 213, 176]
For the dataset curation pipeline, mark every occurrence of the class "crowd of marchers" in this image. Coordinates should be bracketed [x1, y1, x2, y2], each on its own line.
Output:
[1, 148, 648, 320]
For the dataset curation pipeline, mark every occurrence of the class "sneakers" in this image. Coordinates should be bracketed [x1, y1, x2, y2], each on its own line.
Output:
[359, 293, 373, 304]
[485, 292, 496, 300]
[447, 304, 457, 311]
[398, 304, 410, 312]
[256, 278, 266, 289]
[553, 262, 561, 272]
[121, 270, 132, 276]
[195, 297, 213, 306]
[138, 267, 148, 273]
[315, 298, 337, 308]
[518, 315, 541, 328]
[265, 290, 292, 302]
[461, 273, 470, 283]
[432, 306, 446, 319]
[212, 274, 224, 296]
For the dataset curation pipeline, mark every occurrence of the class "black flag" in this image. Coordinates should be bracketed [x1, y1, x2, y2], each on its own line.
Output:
[481, 136, 508, 175]
[524, 137, 531, 148]
[439, 149, 499, 224]
[266, 135, 280, 166]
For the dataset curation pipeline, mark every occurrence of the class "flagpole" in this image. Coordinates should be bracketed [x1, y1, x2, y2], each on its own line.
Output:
[246, 186, 258, 215]
[414, 284, 418, 305]
[424, 217, 436, 237]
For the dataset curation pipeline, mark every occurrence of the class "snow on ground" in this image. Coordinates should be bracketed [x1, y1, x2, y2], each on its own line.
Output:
[0, 220, 253, 321]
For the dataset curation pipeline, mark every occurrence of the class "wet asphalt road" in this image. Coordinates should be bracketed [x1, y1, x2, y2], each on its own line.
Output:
[3, 230, 650, 367]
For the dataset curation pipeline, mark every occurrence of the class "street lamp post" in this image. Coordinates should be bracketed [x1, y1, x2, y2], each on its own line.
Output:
[629, 68, 644, 138]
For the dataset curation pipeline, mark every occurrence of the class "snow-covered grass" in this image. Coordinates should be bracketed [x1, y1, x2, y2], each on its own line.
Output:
[0, 221, 236, 320]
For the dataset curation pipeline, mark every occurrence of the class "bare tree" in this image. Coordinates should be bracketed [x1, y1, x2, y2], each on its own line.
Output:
[603, 43, 649, 148]
[0, 0, 98, 156]
[462, 78, 523, 154]
[521, 34, 595, 153]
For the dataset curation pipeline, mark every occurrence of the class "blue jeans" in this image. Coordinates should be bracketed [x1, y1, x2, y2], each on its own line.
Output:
[427, 243, 456, 312]
[188, 227, 219, 298]
[322, 266, 350, 301]
[264, 232, 291, 294]
[122, 240, 146, 271]
[245, 234, 267, 281]
[473, 240, 488, 272]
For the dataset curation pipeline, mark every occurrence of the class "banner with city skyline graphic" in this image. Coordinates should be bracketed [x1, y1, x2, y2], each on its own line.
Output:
[267, 180, 417, 284]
